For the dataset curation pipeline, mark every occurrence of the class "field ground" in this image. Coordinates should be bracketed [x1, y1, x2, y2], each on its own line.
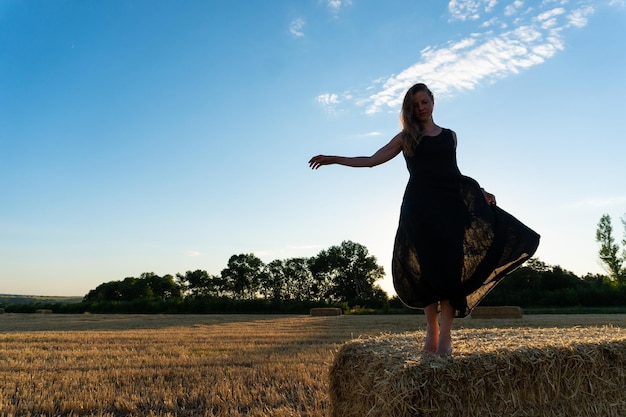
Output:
[1, 313, 626, 416]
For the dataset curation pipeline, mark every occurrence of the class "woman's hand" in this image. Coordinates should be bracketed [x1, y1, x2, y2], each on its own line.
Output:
[308, 155, 336, 169]
[481, 188, 497, 206]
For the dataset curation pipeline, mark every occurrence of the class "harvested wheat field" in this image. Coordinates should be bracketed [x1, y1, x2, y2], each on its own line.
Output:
[1, 313, 626, 416]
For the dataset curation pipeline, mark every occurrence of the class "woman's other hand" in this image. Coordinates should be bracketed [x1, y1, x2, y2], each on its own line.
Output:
[481, 189, 496, 206]
[309, 155, 336, 169]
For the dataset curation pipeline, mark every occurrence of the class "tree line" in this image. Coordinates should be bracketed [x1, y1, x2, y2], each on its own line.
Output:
[482, 258, 626, 309]
[3, 213, 626, 314]
[77, 240, 388, 313]
[481, 212, 626, 310]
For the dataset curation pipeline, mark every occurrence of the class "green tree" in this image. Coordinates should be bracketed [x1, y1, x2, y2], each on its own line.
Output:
[260, 258, 316, 301]
[119, 277, 151, 300]
[482, 258, 587, 307]
[84, 273, 181, 302]
[84, 281, 123, 302]
[260, 260, 288, 300]
[525, 258, 550, 274]
[596, 214, 625, 282]
[283, 257, 316, 301]
[221, 253, 264, 299]
[176, 270, 222, 297]
[309, 240, 385, 304]
[622, 216, 626, 260]
[140, 273, 182, 300]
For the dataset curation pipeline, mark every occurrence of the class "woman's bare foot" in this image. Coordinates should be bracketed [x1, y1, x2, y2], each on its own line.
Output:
[436, 300, 454, 355]
[436, 333, 452, 355]
[423, 303, 440, 353]
[423, 329, 439, 353]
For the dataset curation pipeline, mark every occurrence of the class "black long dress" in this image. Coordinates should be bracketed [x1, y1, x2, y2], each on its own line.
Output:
[391, 128, 540, 318]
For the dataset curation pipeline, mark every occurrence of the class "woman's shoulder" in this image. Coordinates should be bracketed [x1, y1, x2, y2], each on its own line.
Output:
[443, 128, 458, 148]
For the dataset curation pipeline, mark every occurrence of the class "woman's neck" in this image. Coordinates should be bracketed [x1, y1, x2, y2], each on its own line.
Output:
[421, 120, 441, 136]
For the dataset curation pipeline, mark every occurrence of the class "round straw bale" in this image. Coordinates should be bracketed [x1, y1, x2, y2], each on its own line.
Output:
[329, 326, 626, 417]
[310, 307, 342, 316]
[35, 309, 53, 314]
[470, 306, 523, 319]
[0, 308, 4, 314]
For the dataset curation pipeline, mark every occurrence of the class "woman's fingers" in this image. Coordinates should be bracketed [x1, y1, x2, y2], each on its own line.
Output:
[308, 155, 327, 169]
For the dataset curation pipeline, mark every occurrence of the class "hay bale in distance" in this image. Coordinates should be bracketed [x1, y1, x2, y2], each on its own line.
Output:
[35, 309, 53, 314]
[470, 305, 523, 319]
[310, 308, 342, 316]
[329, 327, 626, 417]
[0, 308, 4, 314]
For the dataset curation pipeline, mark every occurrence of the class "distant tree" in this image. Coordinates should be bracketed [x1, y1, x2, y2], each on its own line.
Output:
[84, 273, 181, 302]
[623, 215, 626, 259]
[482, 259, 542, 305]
[309, 252, 335, 302]
[84, 281, 122, 302]
[283, 257, 316, 301]
[581, 272, 609, 286]
[260, 260, 287, 300]
[309, 240, 385, 304]
[307, 256, 334, 302]
[221, 254, 264, 299]
[140, 273, 182, 300]
[118, 277, 150, 300]
[596, 214, 625, 282]
[176, 270, 221, 297]
[525, 258, 550, 273]
[258, 257, 317, 301]
[483, 258, 585, 307]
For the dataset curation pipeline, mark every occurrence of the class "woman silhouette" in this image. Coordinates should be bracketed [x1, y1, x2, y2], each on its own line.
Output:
[310, 83, 539, 354]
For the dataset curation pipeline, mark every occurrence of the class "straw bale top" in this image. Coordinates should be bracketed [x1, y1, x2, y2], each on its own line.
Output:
[342, 325, 626, 363]
[330, 326, 626, 416]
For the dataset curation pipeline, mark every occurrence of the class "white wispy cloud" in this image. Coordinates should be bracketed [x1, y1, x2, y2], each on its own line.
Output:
[480, 16, 501, 27]
[290, 17, 305, 38]
[449, 0, 483, 21]
[567, 6, 594, 27]
[318, 1, 596, 114]
[295, 0, 351, 40]
[316, 92, 343, 114]
[186, 251, 200, 257]
[536, 7, 565, 21]
[448, 0, 502, 21]
[316, 93, 340, 105]
[504, 0, 525, 17]
[327, 0, 352, 13]
[362, 23, 565, 114]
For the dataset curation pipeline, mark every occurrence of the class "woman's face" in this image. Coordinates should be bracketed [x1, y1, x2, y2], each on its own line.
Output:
[412, 91, 434, 123]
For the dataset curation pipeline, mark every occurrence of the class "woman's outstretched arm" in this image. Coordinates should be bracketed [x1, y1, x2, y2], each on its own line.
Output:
[309, 133, 403, 169]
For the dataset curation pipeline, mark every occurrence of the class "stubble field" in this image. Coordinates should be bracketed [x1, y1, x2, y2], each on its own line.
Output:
[1, 313, 626, 416]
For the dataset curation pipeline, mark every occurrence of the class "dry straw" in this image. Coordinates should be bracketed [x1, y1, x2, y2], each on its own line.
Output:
[329, 326, 626, 417]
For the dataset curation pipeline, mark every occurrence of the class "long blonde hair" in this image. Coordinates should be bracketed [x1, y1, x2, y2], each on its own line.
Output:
[400, 83, 434, 156]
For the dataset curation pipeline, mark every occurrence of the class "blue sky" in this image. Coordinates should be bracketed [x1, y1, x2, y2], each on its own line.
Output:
[1, 0, 625, 297]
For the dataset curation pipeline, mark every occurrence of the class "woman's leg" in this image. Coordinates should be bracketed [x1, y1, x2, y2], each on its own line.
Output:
[436, 300, 455, 355]
[423, 302, 439, 352]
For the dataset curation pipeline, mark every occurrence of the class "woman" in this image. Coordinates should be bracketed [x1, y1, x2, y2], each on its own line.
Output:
[309, 83, 539, 354]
